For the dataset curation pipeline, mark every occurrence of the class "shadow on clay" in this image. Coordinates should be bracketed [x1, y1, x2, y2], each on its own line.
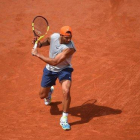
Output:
[50, 99, 122, 126]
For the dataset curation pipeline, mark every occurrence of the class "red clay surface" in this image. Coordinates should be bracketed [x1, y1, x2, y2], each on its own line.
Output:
[0, 0, 140, 140]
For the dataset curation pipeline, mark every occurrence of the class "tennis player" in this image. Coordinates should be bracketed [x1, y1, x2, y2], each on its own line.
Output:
[32, 26, 76, 130]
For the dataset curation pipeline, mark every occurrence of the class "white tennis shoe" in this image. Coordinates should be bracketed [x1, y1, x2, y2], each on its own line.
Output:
[60, 116, 71, 130]
[44, 86, 54, 105]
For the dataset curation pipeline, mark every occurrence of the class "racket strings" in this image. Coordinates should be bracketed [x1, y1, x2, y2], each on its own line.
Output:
[33, 17, 48, 36]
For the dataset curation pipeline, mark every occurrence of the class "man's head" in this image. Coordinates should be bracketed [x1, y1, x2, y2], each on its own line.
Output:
[60, 26, 72, 44]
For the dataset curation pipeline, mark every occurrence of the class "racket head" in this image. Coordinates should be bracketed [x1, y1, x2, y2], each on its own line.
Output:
[32, 16, 49, 37]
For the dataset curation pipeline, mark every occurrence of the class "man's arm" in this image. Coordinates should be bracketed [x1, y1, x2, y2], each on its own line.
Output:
[40, 37, 50, 47]
[32, 48, 75, 66]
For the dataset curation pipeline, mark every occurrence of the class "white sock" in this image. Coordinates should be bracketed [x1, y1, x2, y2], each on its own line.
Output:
[61, 112, 68, 123]
[62, 112, 68, 117]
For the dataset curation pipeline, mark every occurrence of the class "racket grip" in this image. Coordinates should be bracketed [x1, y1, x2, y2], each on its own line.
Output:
[33, 43, 37, 49]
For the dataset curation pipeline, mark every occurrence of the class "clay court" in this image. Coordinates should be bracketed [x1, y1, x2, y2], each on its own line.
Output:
[0, 0, 140, 139]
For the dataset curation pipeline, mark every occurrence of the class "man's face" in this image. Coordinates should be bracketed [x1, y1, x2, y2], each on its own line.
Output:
[61, 35, 72, 44]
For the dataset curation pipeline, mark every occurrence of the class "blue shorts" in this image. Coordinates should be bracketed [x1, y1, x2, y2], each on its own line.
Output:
[41, 67, 74, 87]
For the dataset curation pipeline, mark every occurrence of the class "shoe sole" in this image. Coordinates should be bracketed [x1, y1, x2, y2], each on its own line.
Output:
[60, 124, 71, 130]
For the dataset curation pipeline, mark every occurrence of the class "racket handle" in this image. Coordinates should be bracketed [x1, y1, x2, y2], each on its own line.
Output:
[33, 43, 37, 49]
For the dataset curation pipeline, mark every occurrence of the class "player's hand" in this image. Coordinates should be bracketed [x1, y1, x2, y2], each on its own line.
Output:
[31, 48, 38, 56]
[32, 37, 37, 44]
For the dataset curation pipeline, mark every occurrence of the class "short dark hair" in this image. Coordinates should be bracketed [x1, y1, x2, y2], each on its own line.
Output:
[66, 31, 72, 35]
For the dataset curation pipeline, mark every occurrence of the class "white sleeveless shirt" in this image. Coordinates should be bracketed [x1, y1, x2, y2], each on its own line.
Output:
[46, 33, 76, 72]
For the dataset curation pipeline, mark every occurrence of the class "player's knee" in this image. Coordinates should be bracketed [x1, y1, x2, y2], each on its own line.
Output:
[62, 89, 70, 99]
[39, 91, 45, 99]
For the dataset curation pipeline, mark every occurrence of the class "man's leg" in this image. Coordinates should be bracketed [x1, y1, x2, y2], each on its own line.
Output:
[61, 80, 71, 112]
[39, 86, 51, 99]
[40, 67, 56, 104]
[60, 80, 72, 130]
[39, 86, 54, 105]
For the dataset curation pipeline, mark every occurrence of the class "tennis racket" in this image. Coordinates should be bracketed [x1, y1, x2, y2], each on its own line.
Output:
[32, 16, 49, 49]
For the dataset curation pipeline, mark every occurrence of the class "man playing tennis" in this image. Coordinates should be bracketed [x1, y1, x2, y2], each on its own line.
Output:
[32, 26, 76, 130]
